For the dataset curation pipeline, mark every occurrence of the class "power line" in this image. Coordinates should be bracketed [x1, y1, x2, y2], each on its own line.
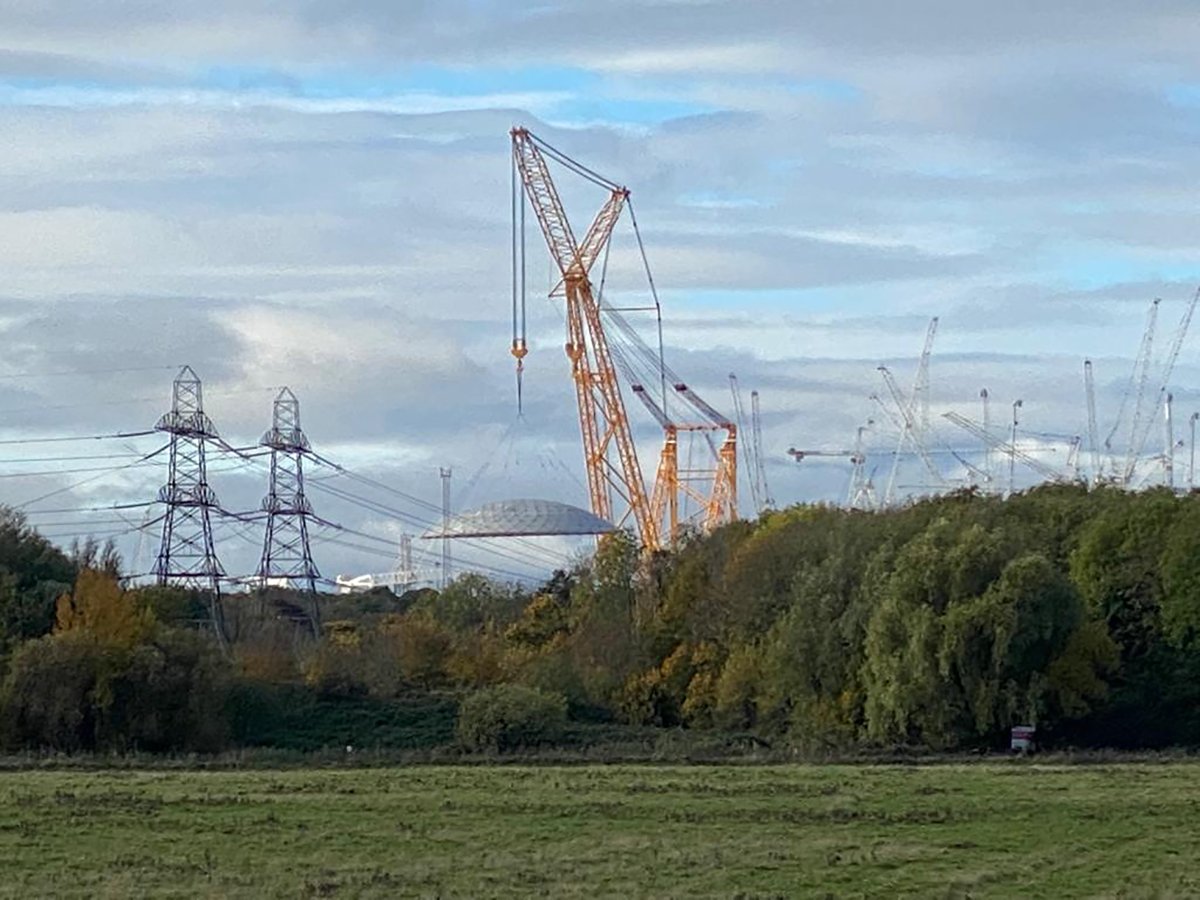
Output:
[15, 444, 169, 510]
[21, 502, 156, 516]
[0, 430, 156, 446]
[0, 364, 179, 381]
[0, 452, 146, 464]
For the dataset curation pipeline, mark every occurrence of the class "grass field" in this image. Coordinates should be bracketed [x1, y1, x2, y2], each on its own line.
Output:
[2, 762, 1198, 898]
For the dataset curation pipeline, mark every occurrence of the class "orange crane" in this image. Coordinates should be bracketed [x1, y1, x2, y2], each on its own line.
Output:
[509, 127, 736, 551]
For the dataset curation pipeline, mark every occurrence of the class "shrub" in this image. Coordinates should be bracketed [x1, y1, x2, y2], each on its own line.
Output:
[455, 683, 567, 752]
[0, 631, 108, 750]
[0, 626, 230, 752]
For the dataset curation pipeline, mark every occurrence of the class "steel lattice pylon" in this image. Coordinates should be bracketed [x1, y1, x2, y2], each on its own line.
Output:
[257, 387, 321, 632]
[153, 365, 226, 641]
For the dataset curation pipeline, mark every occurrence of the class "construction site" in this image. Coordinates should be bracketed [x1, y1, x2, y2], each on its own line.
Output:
[0, 126, 1197, 620]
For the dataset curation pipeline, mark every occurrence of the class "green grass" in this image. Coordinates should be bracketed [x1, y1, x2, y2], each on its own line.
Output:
[2, 762, 1199, 897]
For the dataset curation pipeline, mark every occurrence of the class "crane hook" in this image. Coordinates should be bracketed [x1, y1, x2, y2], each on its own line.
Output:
[511, 338, 528, 416]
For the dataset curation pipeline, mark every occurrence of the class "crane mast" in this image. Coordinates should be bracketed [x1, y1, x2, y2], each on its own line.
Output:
[511, 127, 658, 549]
[1083, 360, 1102, 483]
[980, 388, 992, 489]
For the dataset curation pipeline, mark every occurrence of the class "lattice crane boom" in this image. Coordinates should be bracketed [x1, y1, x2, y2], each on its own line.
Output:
[728, 374, 762, 513]
[1115, 298, 1159, 480]
[751, 390, 773, 509]
[879, 366, 944, 485]
[510, 126, 739, 549]
[1127, 287, 1199, 479]
[511, 127, 658, 550]
[943, 411, 1066, 483]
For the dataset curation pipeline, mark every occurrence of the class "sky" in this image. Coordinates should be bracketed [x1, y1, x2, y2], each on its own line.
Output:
[1, 1, 1199, 583]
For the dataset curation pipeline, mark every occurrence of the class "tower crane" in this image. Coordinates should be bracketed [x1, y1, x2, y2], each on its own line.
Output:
[1125, 287, 1199, 482]
[980, 388, 992, 489]
[789, 419, 879, 510]
[1164, 392, 1176, 489]
[510, 127, 736, 551]
[788, 446, 862, 504]
[1083, 360, 1103, 483]
[848, 423, 875, 509]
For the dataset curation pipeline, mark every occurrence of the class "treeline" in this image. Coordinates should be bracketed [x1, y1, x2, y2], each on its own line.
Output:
[3, 485, 1200, 754]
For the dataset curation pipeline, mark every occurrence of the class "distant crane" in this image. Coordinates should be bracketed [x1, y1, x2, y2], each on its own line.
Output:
[1191, 411, 1200, 489]
[728, 374, 758, 512]
[879, 362, 945, 504]
[1126, 287, 1199, 483]
[1083, 360, 1103, 483]
[789, 418, 879, 509]
[980, 388, 992, 490]
[943, 410, 1068, 489]
[788, 446, 864, 505]
[751, 390, 773, 510]
[1164, 393, 1174, 488]
[1104, 299, 1159, 482]
[848, 422, 875, 509]
[729, 375, 772, 514]
[335, 535, 424, 594]
[879, 318, 941, 505]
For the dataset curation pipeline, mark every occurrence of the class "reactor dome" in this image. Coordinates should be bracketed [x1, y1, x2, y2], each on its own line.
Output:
[424, 498, 616, 538]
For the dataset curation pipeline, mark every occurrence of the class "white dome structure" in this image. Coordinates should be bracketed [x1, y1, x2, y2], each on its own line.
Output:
[424, 498, 615, 538]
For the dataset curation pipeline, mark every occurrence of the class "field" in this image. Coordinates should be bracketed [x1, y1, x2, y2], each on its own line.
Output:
[1, 762, 1198, 898]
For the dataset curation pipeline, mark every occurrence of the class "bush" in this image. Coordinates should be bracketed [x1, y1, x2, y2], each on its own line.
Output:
[455, 684, 567, 752]
[0, 627, 230, 752]
[228, 681, 457, 751]
[0, 631, 108, 751]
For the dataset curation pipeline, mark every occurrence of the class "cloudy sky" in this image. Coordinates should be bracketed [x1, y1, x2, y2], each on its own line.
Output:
[1, 1, 1199, 583]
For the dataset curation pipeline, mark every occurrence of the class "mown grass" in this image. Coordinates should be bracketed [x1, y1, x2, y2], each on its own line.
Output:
[1, 762, 1198, 897]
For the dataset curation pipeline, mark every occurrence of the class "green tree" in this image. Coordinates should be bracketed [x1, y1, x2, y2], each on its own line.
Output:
[1070, 489, 1177, 660]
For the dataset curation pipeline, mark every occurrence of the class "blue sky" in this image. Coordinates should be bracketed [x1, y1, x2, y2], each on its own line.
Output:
[0, 0, 1199, 579]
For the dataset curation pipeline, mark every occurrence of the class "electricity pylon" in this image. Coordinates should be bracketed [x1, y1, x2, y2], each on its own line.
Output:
[153, 365, 226, 643]
[256, 387, 321, 634]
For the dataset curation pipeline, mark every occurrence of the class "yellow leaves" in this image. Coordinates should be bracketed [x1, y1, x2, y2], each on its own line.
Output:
[325, 620, 361, 648]
[504, 593, 568, 648]
[446, 631, 509, 687]
[54, 569, 155, 648]
[617, 640, 726, 727]
[714, 644, 762, 729]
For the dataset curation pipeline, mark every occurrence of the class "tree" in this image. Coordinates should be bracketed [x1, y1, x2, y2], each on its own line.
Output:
[55, 569, 155, 648]
[1070, 489, 1177, 660]
[0, 507, 76, 648]
[1158, 496, 1200, 648]
[938, 554, 1088, 737]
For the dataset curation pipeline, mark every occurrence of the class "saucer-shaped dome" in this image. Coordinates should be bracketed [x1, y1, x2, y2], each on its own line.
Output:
[424, 498, 615, 538]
